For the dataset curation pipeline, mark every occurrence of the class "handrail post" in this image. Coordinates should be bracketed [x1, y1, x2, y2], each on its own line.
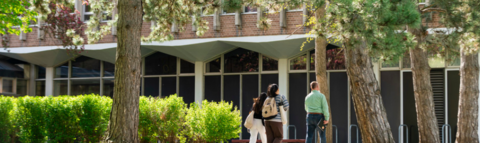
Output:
[332, 125, 338, 143]
[399, 124, 409, 143]
[288, 125, 297, 139]
[349, 124, 359, 143]
[442, 124, 452, 143]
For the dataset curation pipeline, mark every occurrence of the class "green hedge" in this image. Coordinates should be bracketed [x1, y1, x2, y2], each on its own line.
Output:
[0, 94, 241, 143]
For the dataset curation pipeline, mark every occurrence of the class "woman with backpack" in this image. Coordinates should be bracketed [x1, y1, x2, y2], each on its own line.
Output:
[249, 92, 268, 143]
[262, 84, 289, 143]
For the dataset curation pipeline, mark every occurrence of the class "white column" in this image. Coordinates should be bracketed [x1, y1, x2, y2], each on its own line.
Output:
[372, 61, 381, 86]
[29, 64, 36, 96]
[478, 54, 480, 138]
[278, 58, 289, 139]
[195, 61, 205, 104]
[45, 67, 54, 96]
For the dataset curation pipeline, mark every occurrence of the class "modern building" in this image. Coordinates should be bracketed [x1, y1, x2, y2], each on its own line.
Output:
[0, 1, 475, 143]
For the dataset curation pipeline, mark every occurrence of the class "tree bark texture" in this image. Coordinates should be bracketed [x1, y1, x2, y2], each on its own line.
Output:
[455, 50, 479, 143]
[103, 0, 143, 142]
[345, 38, 395, 143]
[409, 29, 440, 143]
[314, 3, 332, 143]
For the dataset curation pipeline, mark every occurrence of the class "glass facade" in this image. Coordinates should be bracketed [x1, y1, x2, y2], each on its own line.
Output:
[54, 80, 68, 96]
[71, 79, 100, 96]
[262, 56, 278, 71]
[36, 81, 45, 96]
[206, 58, 221, 73]
[16, 79, 28, 95]
[104, 62, 115, 77]
[180, 59, 195, 73]
[103, 78, 114, 98]
[310, 48, 346, 70]
[55, 62, 69, 78]
[37, 66, 46, 79]
[71, 56, 101, 78]
[290, 54, 306, 70]
[145, 52, 177, 75]
[224, 48, 259, 73]
[2, 79, 13, 93]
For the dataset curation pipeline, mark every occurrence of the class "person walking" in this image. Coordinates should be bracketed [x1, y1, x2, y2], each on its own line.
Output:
[264, 84, 289, 143]
[249, 92, 268, 143]
[305, 81, 330, 143]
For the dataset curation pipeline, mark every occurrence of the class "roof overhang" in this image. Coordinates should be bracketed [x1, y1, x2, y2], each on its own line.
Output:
[0, 35, 341, 66]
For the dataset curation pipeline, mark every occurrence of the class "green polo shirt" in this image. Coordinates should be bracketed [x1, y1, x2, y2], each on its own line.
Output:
[305, 90, 330, 120]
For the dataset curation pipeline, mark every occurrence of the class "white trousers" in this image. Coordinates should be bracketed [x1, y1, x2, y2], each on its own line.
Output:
[250, 119, 267, 143]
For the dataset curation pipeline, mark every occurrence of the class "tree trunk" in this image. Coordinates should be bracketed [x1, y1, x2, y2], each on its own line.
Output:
[455, 50, 479, 143]
[344, 38, 395, 143]
[409, 29, 441, 143]
[103, 0, 143, 142]
[314, 3, 332, 143]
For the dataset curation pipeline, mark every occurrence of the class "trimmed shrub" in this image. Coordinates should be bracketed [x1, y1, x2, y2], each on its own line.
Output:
[77, 95, 112, 143]
[139, 95, 187, 143]
[186, 100, 242, 143]
[15, 96, 47, 143]
[44, 96, 80, 143]
[0, 96, 16, 143]
[1, 94, 241, 143]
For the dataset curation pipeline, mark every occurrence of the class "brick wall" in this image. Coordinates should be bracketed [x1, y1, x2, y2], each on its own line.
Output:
[1, 6, 443, 48]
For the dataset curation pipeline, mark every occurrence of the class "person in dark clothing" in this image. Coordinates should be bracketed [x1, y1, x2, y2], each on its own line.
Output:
[250, 92, 268, 143]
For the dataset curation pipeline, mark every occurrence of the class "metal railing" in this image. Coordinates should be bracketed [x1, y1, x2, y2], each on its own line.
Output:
[399, 124, 409, 143]
[332, 125, 338, 143]
[442, 124, 452, 143]
[349, 124, 359, 143]
[288, 125, 297, 139]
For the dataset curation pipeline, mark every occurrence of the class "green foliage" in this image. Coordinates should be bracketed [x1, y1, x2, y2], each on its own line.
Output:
[44, 96, 80, 143]
[1, 94, 240, 143]
[0, 96, 16, 143]
[186, 100, 242, 143]
[139, 95, 188, 143]
[77, 95, 112, 143]
[0, 0, 38, 35]
[222, 0, 243, 11]
[15, 96, 47, 143]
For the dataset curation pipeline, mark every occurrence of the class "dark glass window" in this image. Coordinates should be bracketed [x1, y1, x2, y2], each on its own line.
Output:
[224, 48, 259, 73]
[402, 52, 411, 68]
[162, 77, 176, 97]
[103, 78, 114, 98]
[290, 54, 306, 70]
[144, 77, 159, 97]
[180, 59, 195, 73]
[55, 62, 69, 78]
[206, 58, 221, 73]
[145, 52, 177, 75]
[2, 79, 13, 93]
[71, 79, 100, 95]
[71, 56, 101, 78]
[54, 80, 68, 96]
[310, 47, 346, 70]
[37, 66, 46, 79]
[262, 56, 278, 71]
[16, 79, 28, 96]
[104, 62, 115, 77]
[36, 81, 45, 96]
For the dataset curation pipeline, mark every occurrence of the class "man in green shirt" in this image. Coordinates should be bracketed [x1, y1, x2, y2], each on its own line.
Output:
[305, 81, 330, 143]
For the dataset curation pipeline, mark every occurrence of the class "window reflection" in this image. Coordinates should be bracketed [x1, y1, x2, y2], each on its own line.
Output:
[224, 48, 259, 73]
[310, 47, 346, 70]
[145, 52, 177, 75]
[71, 79, 100, 96]
[262, 56, 278, 71]
[17, 79, 28, 95]
[55, 62, 69, 78]
[2, 79, 13, 93]
[180, 59, 195, 73]
[71, 56, 101, 78]
[103, 78, 114, 98]
[37, 66, 46, 79]
[104, 62, 115, 77]
[54, 80, 68, 96]
[291, 54, 306, 70]
[206, 58, 221, 73]
[36, 81, 45, 96]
